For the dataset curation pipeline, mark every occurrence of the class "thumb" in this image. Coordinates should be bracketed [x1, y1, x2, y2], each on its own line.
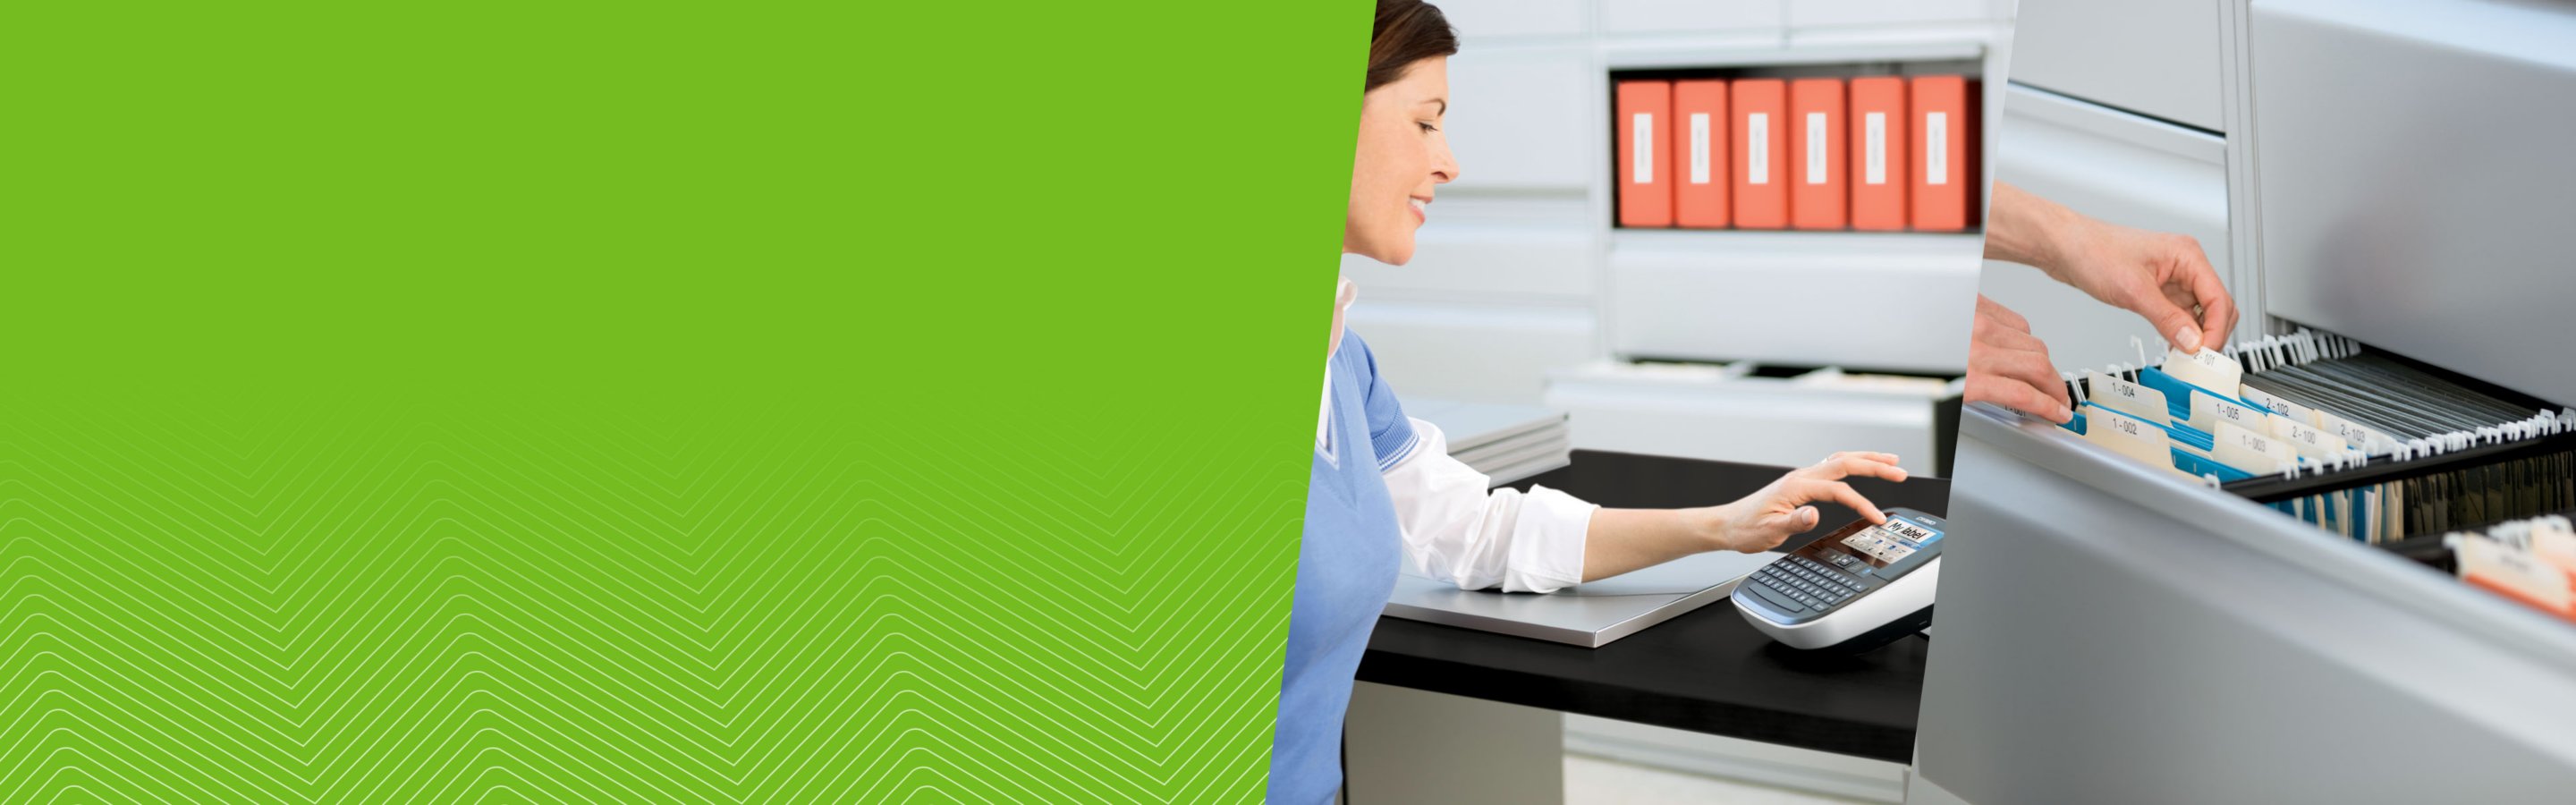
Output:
[2131, 292, 2204, 352]
[1792, 506, 1819, 530]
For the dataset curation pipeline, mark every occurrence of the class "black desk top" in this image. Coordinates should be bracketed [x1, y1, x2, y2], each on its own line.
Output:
[1356, 450, 1949, 763]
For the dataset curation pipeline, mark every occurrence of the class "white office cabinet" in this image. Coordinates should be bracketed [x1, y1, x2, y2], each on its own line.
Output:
[1436, 0, 1589, 38]
[1979, 83, 2227, 372]
[2010, 0, 2224, 131]
[1440, 46, 1595, 192]
[1607, 232, 1980, 372]
[2250, 0, 2576, 406]
[1350, 301, 1596, 405]
[1544, 362, 1948, 477]
[1342, 198, 1593, 301]
[1787, 0, 1993, 28]
[1599, 0, 1782, 35]
[1914, 409, 2576, 804]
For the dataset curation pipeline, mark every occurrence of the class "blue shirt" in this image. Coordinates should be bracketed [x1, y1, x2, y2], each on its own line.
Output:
[1269, 333, 1419, 805]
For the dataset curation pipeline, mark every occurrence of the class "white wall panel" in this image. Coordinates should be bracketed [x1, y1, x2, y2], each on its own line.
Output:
[1607, 232, 1981, 371]
[1600, 0, 1782, 34]
[1544, 365, 1944, 475]
[1436, 0, 1589, 38]
[1440, 46, 1595, 191]
[1341, 197, 1594, 301]
[2011, 0, 2224, 131]
[1789, 0, 1991, 28]
[1347, 301, 1597, 405]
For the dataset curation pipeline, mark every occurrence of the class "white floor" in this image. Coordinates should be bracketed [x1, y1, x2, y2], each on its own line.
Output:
[1567, 753, 1873, 805]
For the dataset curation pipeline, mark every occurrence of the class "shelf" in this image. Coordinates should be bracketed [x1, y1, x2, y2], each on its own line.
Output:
[1603, 39, 1987, 71]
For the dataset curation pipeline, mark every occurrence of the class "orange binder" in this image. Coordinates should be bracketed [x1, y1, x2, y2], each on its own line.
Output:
[1910, 76, 1979, 231]
[1730, 79, 1787, 230]
[1789, 78, 1847, 230]
[1616, 80, 1673, 228]
[1848, 77, 1907, 231]
[1673, 80, 1729, 228]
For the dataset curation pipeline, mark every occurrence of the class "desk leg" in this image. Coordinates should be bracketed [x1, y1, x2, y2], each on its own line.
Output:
[1343, 682, 1563, 805]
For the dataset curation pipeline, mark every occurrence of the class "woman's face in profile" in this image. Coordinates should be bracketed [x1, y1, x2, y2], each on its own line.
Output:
[1346, 55, 1459, 266]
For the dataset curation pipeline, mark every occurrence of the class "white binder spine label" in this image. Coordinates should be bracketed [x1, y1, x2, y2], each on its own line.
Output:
[1689, 113, 1711, 185]
[1925, 112, 1948, 186]
[1748, 113, 1769, 185]
[1805, 112, 1827, 185]
[1863, 112, 1886, 185]
[1633, 113, 1654, 184]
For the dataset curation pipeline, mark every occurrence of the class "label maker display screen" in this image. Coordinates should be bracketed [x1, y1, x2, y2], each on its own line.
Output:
[1840, 516, 1943, 568]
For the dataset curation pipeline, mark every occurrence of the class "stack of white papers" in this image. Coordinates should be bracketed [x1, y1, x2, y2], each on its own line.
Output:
[1407, 399, 1574, 487]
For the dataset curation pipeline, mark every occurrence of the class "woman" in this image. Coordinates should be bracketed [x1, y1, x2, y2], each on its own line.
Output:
[1271, 2, 1911, 801]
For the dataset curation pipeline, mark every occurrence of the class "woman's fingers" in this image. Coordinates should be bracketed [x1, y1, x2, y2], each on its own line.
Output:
[2183, 249, 2237, 349]
[1791, 478, 1885, 524]
[1975, 293, 2029, 331]
[1967, 372, 2074, 424]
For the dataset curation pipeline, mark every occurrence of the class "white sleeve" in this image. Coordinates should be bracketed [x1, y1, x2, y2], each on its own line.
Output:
[1382, 418, 1597, 593]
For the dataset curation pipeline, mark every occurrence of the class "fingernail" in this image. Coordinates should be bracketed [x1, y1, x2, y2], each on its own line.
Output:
[2056, 402, 2073, 422]
[2177, 326, 2203, 352]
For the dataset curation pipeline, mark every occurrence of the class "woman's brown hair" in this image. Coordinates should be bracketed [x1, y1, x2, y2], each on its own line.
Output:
[1366, 0, 1458, 92]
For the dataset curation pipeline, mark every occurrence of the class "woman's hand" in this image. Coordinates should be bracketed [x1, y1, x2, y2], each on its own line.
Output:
[2048, 219, 2235, 352]
[1966, 295, 2073, 423]
[1985, 182, 2236, 352]
[1698, 453, 1908, 554]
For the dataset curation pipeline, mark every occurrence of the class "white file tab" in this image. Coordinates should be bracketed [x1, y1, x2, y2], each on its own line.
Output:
[2211, 421, 2295, 475]
[2086, 370, 2170, 426]
[2270, 416, 2354, 461]
[2240, 383, 2322, 427]
[2082, 406, 2173, 467]
[2316, 411, 2395, 454]
[2164, 348, 2242, 394]
[2188, 390, 2270, 435]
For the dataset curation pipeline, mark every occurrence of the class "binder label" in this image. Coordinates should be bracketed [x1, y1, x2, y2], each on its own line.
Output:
[1748, 113, 1769, 185]
[1926, 112, 1949, 186]
[1864, 112, 1887, 185]
[1690, 113, 1711, 185]
[1805, 112, 1827, 185]
[1633, 113, 1654, 184]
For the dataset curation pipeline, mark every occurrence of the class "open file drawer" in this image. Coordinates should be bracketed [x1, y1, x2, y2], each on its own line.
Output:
[1910, 405, 2576, 803]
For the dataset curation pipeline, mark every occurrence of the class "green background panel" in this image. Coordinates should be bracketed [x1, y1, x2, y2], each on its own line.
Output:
[2, 2, 1361, 801]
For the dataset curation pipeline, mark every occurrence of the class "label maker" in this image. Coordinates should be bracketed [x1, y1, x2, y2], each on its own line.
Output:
[1732, 508, 1942, 652]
